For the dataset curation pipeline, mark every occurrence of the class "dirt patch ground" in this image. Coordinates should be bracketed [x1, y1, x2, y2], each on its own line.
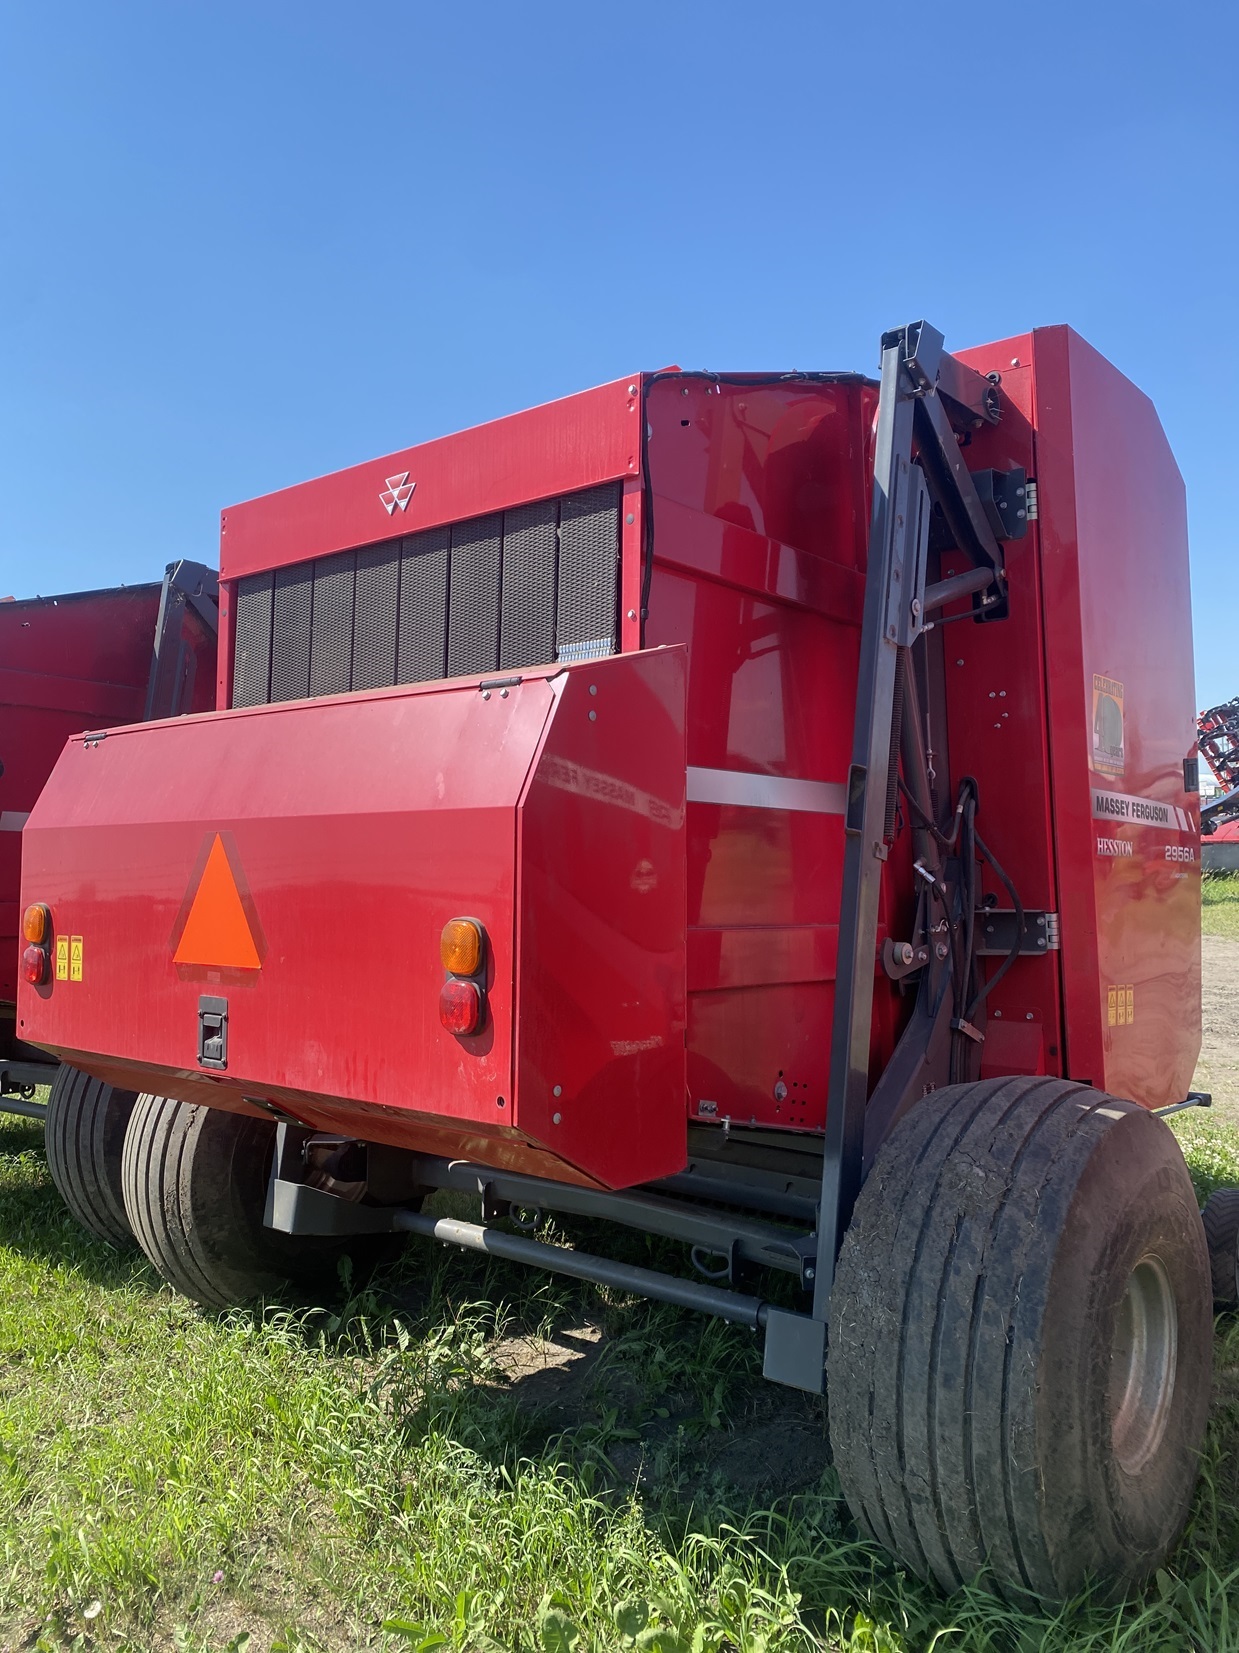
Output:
[1193, 933, 1239, 1123]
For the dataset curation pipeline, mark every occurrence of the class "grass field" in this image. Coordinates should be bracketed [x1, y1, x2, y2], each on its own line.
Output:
[1204, 870, 1239, 940]
[0, 885, 1237, 1651]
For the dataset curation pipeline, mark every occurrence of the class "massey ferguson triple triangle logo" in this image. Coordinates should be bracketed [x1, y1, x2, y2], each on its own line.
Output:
[379, 471, 416, 515]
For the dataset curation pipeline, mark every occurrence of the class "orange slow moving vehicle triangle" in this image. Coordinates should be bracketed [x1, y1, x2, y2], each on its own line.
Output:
[173, 834, 262, 970]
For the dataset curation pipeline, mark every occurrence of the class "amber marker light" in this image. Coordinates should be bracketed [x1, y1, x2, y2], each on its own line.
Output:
[21, 944, 49, 986]
[439, 978, 483, 1036]
[22, 904, 50, 944]
[441, 917, 484, 976]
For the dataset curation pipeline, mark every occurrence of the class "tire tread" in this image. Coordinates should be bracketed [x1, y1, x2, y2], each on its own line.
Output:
[44, 1065, 137, 1247]
[828, 1077, 1211, 1602]
[1202, 1186, 1239, 1309]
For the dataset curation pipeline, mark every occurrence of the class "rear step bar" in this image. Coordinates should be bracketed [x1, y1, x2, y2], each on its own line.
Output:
[393, 1209, 770, 1331]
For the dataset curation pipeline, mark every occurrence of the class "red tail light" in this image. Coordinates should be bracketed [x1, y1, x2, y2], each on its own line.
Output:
[439, 978, 482, 1036]
[22, 944, 49, 986]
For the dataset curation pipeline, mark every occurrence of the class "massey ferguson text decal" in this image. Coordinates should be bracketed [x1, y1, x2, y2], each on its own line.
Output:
[1091, 787, 1194, 832]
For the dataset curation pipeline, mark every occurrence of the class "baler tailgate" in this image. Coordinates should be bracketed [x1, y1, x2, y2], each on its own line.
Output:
[22, 647, 689, 1189]
[23, 678, 554, 1132]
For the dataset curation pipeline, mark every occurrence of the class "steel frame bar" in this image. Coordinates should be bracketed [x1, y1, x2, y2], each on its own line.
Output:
[0, 1056, 56, 1096]
[912, 390, 1005, 581]
[265, 1126, 815, 1282]
[143, 560, 220, 722]
[810, 321, 1006, 1349]
[405, 1155, 812, 1276]
[392, 1209, 771, 1329]
[0, 1094, 48, 1120]
[812, 327, 923, 1321]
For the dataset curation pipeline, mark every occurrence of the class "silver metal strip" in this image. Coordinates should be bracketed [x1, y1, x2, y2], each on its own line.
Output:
[686, 767, 846, 815]
[0, 811, 30, 832]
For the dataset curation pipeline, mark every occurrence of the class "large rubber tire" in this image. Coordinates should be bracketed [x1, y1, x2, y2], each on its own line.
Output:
[44, 1065, 138, 1247]
[121, 1093, 399, 1309]
[1202, 1187, 1239, 1310]
[828, 1076, 1212, 1604]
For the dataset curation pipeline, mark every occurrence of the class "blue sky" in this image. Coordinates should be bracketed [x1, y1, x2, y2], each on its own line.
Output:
[1, 2, 1235, 708]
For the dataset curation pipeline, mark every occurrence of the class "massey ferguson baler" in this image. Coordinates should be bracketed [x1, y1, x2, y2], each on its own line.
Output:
[18, 323, 1221, 1602]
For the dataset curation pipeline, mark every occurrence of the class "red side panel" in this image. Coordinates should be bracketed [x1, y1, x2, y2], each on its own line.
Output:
[1032, 328, 1199, 1106]
[516, 646, 688, 1185]
[951, 329, 1198, 1106]
[1, 585, 160, 1007]
[219, 375, 642, 581]
[642, 376, 906, 1131]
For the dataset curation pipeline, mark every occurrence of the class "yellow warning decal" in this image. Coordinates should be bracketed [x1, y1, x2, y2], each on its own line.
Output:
[70, 936, 83, 983]
[55, 937, 69, 982]
[1107, 984, 1135, 1027]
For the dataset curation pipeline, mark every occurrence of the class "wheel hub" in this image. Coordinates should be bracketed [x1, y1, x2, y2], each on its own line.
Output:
[1110, 1254, 1178, 1474]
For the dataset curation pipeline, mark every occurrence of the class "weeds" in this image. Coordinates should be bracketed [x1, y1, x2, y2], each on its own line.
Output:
[1202, 870, 1239, 940]
[2, 1100, 1239, 1651]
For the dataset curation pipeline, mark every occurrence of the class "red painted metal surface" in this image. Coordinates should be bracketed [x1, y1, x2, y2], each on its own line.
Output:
[219, 374, 643, 583]
[20, 648, 687, 1188]
[17, 330, 1198, 1184]
[931, 344, 1067, 1082]
[1, 584, 214, 1011]
[642, 375, 903, 1131]
[1029, 328, 1198, 1106]
[946, 330, 1198, 1105]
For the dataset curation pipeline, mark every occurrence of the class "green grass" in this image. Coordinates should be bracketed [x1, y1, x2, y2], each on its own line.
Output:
[2, 1109, 1239, 1652]
[1202, 871, 1239, 940]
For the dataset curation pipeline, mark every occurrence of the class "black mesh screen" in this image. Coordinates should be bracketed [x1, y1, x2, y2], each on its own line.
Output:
[557, 485, 622, 662]
[353, 544, 400, 691]
[397, 528, 449, 683]
[500, 500, 558, 671]
[270, 564, 313, 702]
[308, 552, 355, 698]
[232, 482, 620, 708]
[447, 515, 503, 678]
[233, 573, 274, 707]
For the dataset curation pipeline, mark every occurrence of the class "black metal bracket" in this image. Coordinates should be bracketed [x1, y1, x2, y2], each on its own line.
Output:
[904, 322, 1001, 430]
[972, 468, 1030, 544]
[975, 908, 1059, 955]
[143, 560, 220, 722]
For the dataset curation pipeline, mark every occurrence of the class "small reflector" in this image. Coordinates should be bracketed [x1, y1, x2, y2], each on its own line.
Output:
[21, 944, 48, 986]
[173, 834, 263, 971]
[22, 904, 49, 944]
[441, 918, 484, 976]
[439, 978, 483, 1036]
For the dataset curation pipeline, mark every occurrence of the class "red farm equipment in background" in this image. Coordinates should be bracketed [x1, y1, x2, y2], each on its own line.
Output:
[1, 563, 218, 1132]
[16, 323, 1224, 1602]
[1199, 696, 1239, 833]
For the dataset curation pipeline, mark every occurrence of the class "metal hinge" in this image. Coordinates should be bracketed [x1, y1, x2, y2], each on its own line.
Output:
[1024, 480, 1038, 520]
